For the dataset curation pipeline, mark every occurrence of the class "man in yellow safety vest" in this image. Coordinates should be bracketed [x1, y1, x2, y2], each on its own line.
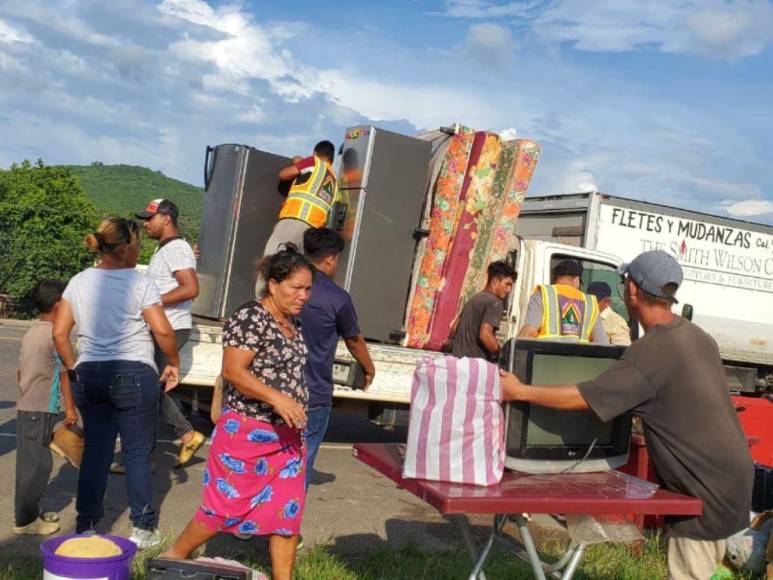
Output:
[256, 140, 338, 296]
[518, 259, 609, 344]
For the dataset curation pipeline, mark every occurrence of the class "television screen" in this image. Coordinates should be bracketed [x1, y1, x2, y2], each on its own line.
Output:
[526, 354, 616, 446]
[500, 339, 631, 474]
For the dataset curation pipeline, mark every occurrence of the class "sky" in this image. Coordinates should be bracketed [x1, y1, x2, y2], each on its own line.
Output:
[1, 0, 772, 222]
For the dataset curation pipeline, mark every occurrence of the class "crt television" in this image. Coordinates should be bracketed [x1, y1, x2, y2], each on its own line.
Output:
[499, 339, 631, 474]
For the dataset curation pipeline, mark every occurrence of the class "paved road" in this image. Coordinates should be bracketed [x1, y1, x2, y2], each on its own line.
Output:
[0, 321, 480, 559]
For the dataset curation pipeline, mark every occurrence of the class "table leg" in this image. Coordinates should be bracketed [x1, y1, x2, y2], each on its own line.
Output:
[560, 543, 586, 580]
[512, 514, 547, 580]
[449, 515, 489, 580]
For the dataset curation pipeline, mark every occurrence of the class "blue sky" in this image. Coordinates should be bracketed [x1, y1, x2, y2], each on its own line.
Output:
[1, 0, 772, 222]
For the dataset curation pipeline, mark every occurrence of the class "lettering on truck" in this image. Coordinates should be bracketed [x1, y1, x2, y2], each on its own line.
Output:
[596, 202, 773, 353]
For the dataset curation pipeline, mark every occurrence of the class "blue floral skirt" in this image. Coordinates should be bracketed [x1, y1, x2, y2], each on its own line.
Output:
[194, 409, 306, 536]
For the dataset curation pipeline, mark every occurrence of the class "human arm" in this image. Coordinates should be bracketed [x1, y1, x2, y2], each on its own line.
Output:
[336, 297, 374, 387]
[441, 316, 459, 352]
[590, 310, 611, 344]
[479, 323, 500, 357]
[479, 296, 504, 356]
[222, 347, 307, 429]
[278, 163, 301, 182]
[210, 373, 224, 424]
[517, 291, 542, 338]
[142, 305, 179, 391]
[499, 369, 590, 410]
[161, 268, 199, 306]
[52, 300, 79, 424]
[59, 366, 77, 426]
[607, 313, 632, 346]
[344, 334, 375, 389]
[53, 299, 77, 371]
[503, 356, 656, 425]
[160, 243, 198, 306]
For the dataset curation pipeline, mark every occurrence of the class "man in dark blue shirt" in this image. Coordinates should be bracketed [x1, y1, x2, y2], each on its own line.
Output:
[301, 228, 375, 488]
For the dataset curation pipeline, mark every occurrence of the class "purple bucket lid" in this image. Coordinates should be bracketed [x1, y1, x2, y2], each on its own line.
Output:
[41, 533, 137, 563]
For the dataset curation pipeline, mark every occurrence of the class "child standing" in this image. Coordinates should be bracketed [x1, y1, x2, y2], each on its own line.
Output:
[14, 279, 77, 535]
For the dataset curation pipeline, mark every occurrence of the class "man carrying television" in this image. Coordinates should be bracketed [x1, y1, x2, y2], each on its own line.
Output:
[518, 259, 609, 344]
[449, 261, 516, 361]
[501, 250, 753, 580]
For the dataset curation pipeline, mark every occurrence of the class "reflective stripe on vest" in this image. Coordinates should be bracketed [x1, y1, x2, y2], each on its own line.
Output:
[278, 156, 337, 227]
[537, 285, 599, 343]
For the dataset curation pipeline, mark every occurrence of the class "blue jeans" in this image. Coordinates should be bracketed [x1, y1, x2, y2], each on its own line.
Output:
[304, 404, 331, 489]
[71, 360, 159, 532]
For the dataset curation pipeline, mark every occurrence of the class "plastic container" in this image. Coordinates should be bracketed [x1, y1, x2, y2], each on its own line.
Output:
[41, 534, 137, 580]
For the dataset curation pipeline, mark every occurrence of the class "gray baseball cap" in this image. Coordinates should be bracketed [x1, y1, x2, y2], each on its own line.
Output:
[617, 250, 683, 303]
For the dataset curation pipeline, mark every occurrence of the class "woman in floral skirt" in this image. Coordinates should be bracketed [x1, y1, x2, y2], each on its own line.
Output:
[161, 245, 312, 580]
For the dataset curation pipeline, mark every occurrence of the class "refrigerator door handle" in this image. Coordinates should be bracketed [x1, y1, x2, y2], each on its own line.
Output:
[204, 145, 216, 191]
[328, 200, 348, 231]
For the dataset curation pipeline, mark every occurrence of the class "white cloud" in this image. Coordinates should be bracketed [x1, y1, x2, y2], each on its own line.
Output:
[2, 2, 122, 48]
[576, 171, 599, 193]
[682, 1, 773, 56]
[319, 71, 498, 130]
[441, 0, 541, 18]
[461, 23, 515, 67]
[160, 0, 316, 100]
[724, 199, 773, 217]
[0, 18, 33, 44]
[444, 0, 773, 58]
[499, 127, 518, 140]
[157, 0, 498, 128]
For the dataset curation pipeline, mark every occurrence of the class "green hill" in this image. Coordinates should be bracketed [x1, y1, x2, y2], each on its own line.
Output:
[65, 163, 203, 241]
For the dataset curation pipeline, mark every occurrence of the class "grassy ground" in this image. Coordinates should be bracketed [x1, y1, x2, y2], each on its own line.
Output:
[0, 533, 746, 580]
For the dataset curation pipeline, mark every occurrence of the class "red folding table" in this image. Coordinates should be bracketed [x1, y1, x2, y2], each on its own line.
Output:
[353, 443, 702, 580]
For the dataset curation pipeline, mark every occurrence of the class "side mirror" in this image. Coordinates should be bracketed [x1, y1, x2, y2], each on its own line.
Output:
[682, 304, 694, 321]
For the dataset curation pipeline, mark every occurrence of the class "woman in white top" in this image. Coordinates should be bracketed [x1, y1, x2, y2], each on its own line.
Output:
[53, 217, 179, 549]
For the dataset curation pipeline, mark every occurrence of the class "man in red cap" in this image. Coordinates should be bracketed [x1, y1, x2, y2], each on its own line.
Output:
[134, 199, 205, 467]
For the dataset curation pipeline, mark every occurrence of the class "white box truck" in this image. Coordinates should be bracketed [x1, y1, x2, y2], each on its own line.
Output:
[518, 192, 773, 393]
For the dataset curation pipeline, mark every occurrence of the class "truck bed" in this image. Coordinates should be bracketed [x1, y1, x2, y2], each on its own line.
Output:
[180, 320, 441, 405]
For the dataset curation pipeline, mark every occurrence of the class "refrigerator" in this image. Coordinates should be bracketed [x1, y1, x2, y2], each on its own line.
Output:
[335, 126, 432, 343]
[192, 144, 291, 320]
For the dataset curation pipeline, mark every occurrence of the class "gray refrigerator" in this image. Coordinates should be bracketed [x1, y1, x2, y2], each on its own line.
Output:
[335, 126, 431, 342]
[192, 144, 291, 320]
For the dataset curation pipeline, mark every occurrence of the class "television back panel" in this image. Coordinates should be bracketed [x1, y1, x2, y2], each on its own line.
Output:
[193, 144, 291, 319]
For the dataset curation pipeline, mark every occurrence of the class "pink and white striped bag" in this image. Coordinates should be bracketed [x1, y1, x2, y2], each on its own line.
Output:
[403, 356, 505, 486]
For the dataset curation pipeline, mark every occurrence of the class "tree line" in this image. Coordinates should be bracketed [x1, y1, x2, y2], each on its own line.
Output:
[0, 160, 202, 317]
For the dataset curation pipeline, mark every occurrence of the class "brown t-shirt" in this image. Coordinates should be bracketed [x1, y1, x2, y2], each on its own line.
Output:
[578, 317, 753, 540]
[17, 320, 61, 413]
[450, 291, 503, 362]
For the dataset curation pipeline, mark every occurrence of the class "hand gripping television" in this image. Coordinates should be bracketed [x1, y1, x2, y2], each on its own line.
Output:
[499, 339, 632, 474]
